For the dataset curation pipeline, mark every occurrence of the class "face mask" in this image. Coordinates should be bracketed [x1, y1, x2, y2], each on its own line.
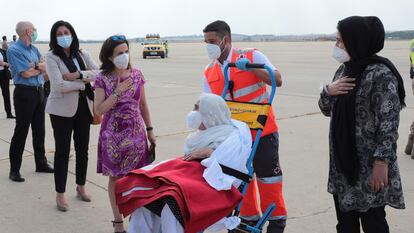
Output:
[112, 53, 129, 69]
[31, 31, 38, 42]
[206, 37, 226, 60]
[186, 111, 202, 129]
[332, 46, 351, 63]
[57, 35, 73, 48]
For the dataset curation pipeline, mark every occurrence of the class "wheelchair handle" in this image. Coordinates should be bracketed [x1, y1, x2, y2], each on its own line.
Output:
[227, 62, 266, 69]
[221, 63, 277, 104]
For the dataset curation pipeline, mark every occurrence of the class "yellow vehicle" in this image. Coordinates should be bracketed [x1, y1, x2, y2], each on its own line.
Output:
[142, 34, 168, 59]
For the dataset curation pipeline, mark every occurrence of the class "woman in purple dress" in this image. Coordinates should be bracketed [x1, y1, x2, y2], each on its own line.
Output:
[94, 35, 156, 233]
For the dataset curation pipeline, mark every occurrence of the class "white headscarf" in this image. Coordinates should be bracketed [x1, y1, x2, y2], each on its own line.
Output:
[184, 93, 235, 155]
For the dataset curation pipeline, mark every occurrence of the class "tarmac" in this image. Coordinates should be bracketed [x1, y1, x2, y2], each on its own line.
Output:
[0, 41, 413, 233]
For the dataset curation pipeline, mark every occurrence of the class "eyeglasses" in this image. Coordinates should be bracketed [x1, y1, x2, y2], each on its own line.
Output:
[111, 35, 126, 41]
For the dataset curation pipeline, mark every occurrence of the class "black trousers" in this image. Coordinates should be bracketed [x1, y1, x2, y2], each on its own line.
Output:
[253, 132, 282, 178]
[9, 85, 47, 172]
[334, 195, 389, 233]
[0, 70, 12, 115]
[50, 96, 92, 193]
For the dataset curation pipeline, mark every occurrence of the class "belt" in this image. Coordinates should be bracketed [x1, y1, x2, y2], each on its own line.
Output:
[220, 164, 252, 183]
[15, 84, 43, 91]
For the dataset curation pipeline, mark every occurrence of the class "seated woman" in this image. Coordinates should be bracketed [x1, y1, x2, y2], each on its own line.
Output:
[115, 93, 252, 233]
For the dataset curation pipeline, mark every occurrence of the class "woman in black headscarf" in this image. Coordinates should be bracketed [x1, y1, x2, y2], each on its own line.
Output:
[318, 16, 405, 233]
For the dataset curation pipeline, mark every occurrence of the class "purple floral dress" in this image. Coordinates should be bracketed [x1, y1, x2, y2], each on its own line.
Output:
[94, 68, 149, 177]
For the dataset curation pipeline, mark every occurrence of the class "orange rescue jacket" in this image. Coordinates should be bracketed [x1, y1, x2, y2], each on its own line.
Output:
[204, 48, 278, 138]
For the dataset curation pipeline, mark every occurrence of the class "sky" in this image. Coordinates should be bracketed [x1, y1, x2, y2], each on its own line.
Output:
[0, 0, 412, 41]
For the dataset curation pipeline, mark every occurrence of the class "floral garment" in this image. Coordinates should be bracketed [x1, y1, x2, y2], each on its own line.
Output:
[94, 68, 149, 177]
[319, 63, 405, 212]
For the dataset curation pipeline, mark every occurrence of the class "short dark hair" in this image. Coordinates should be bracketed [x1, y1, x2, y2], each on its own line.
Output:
[2, 36, 6, 40]
[49, 20, 80, 57]
[99, 36, 130, 75]
[203, 20, 231, 40]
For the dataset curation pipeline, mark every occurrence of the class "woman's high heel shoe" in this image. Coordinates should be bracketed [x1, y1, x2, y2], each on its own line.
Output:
[56, 196, 69, 212]
[76, 187, 91, 202]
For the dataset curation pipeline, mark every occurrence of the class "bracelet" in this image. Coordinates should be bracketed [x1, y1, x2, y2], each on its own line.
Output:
[146, 127, 153, 131]
[112, 91, 121, 98]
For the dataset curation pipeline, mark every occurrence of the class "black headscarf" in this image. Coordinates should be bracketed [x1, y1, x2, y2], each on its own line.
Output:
[59, 51, 94, 101]
[331, 16, 406, 186]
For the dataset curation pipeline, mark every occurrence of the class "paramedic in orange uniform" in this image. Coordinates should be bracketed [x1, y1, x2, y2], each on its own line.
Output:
[201, 20, 287, 233]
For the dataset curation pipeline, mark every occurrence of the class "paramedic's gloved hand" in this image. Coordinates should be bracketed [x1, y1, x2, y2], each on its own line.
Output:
[235, 58, 250, 71]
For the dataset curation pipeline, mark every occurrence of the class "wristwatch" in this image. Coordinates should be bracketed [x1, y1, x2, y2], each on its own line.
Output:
[78, 71, 83, 80]
[146, 127, 153, 131]
[34, 62, 39, 70]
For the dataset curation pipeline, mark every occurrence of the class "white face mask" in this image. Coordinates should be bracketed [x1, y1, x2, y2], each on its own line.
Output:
[112, 53, 129, 69]
[186, 111, 202, 129]
[332, 46, 351, 63]
[206, 38, 226, 60]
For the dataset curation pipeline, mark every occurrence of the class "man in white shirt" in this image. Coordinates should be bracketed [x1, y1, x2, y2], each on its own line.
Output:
[201, 20, 287, 233]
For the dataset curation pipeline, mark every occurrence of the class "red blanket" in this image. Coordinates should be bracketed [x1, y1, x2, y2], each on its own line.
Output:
[116, 158, 242, 233]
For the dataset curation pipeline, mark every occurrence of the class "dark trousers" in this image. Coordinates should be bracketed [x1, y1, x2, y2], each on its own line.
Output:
[50, 96, 92, 193]
[334, 195, 389, 233]
[253, 132, 282, 178]
[9, 85, 47, 172]
[0, 71, 12, 115]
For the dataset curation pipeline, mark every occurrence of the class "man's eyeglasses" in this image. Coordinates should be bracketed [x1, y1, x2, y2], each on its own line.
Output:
[111, 35, 126, 41]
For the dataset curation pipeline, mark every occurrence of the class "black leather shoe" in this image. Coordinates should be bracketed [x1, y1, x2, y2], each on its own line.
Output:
[9, 171, 25, 182]
[6, 114, 16, 119]
[35, 163, 54, 173]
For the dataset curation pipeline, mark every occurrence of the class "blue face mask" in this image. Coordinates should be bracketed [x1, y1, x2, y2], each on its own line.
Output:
[57, 35, 73, 48]
[31, 31, 38, 42]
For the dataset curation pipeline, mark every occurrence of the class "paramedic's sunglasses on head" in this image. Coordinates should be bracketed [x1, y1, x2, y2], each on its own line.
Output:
[111, 35, 126, 41]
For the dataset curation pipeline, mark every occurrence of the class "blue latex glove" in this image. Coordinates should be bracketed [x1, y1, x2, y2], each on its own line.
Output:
[235, 58, 250, 71]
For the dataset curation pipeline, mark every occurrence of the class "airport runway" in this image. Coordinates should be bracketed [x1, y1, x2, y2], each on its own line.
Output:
[0, 41, 413, 232]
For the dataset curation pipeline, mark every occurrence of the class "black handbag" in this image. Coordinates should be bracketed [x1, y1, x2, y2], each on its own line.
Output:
[148, 143, 156, 163]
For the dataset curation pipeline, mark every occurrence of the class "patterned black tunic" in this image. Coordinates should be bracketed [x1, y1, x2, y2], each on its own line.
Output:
[319, 63, 405, 212]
